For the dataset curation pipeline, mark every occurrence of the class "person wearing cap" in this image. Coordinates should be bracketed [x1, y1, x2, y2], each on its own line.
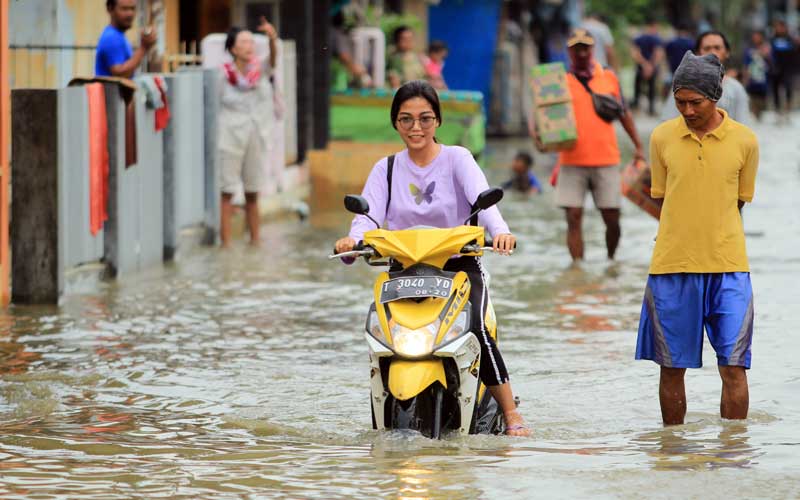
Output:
[635, 51, 759, 425]
[533, 28, 644, 262]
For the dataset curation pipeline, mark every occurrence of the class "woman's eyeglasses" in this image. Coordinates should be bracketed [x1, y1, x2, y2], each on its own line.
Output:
[396, 116, 437, 130]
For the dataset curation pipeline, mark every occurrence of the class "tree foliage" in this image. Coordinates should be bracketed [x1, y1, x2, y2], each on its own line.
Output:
[584, 0, 663, 29]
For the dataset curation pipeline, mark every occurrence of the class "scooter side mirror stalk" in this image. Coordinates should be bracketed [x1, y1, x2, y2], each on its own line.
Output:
[344, 194, 380, 228]
[463, 188, 504, 225]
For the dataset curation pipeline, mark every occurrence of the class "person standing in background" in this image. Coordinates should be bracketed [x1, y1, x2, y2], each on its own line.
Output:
[663, 23, 695, 97]
[532, 29, 644, 262]
[423, 40, 449, 90]
[743, 31, 772, 121]
[581, 12, 618, 71]
[330, 10, 372, 91]
[218, 18, 279, 248]
[631, 18, 664, 116]
[95, 0, 157, 78]
[769, 19, 797, 123]
[386, 26, 426, 89]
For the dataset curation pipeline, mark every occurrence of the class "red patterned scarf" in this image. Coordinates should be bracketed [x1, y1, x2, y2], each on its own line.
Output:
[223, 59, 261, 90]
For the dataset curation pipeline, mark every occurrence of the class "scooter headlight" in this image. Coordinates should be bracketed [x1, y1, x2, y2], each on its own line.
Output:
[438, 310, 470, 346]
[391, 321, 440, 357]
[366, 310, 388, 344]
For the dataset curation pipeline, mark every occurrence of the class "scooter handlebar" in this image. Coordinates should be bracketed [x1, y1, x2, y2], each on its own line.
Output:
[461, 242, 517, 254]
[328, 247, 376, 260]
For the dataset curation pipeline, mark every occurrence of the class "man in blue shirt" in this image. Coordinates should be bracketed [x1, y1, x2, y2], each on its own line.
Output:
[95, 0, 156, 78]
[665, 24, 694, 75]
[630, 18, 664, 116]
[501, 152, 542, 195]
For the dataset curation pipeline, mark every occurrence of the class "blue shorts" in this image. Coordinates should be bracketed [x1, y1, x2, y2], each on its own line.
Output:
[635, 273, 754, 369]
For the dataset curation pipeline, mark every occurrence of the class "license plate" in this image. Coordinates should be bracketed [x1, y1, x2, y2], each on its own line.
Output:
[379, 276, 453, 303]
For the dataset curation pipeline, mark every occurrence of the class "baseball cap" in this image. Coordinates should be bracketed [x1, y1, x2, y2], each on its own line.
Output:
[567, 28, 595, 47]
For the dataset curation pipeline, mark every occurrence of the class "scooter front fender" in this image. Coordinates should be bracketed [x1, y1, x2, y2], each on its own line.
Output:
[388, 360, 447, 401]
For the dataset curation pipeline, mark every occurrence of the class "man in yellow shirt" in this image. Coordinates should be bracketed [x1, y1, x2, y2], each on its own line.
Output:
[636, 51, 759, 425]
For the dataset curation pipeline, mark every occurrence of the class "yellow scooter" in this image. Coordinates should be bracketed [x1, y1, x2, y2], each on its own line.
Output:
[331, 188, 509, 438]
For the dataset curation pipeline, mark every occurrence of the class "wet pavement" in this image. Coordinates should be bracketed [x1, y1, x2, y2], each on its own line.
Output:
[1, 113, 799, 499]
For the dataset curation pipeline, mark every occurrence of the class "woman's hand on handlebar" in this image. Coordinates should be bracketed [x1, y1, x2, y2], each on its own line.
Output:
[335, 237, 357, 254]
[493, 233, 516, 256]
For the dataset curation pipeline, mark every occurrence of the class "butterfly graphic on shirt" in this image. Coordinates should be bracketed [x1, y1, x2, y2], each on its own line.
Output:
[409, 182, 436, 205]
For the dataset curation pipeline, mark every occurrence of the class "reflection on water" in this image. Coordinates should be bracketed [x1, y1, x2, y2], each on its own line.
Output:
[634, 419, 761, 471]
[1, 127, 800, 497]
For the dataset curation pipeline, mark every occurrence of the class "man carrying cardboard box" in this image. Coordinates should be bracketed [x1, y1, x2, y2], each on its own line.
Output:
[533, 28, 645, 262]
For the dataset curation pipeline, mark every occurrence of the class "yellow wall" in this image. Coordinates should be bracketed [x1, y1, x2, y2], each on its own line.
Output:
[9, 0, 109, 88]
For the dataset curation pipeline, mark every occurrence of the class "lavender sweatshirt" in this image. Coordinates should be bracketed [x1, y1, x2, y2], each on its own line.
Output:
[348, 145, 511, 243]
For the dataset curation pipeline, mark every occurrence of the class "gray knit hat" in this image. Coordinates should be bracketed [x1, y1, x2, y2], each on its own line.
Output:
[672, 51, 724, 101]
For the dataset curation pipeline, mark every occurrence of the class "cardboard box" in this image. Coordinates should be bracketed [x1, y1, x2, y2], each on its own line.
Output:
[530, 63, 577, 152]
[530, 63, 571, 106]
[621, 160, 661, 219]
[533, 102, 577, 152]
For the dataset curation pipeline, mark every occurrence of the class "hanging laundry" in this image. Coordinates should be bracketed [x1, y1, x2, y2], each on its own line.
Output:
[135, 75, 171, 131]
[86, 83, 109, 235]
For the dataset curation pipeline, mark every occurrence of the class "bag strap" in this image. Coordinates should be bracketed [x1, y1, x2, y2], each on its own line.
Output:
[385, 154, 395, 217]
[575, 74, 594, 95]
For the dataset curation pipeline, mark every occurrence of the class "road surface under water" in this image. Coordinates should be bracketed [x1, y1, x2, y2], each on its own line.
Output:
[1, 117, 799, 499]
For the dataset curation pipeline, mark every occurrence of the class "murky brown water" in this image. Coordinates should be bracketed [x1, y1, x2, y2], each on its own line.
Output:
[1, 118, 799, 499]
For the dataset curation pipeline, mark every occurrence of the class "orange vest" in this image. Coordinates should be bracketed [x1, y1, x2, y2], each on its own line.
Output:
[559, 64, 622, 167]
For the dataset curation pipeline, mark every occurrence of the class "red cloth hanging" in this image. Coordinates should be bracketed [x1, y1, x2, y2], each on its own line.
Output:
[86, 83, 109, 235]
[153, 76, 171, 131]
[549, 159, 561, 187]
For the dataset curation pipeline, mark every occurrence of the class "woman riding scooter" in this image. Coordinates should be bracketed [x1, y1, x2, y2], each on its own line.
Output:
[334, 80, 530, 437]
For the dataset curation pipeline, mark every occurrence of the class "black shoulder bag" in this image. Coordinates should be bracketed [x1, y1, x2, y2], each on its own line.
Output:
[575, 76, 624, 122]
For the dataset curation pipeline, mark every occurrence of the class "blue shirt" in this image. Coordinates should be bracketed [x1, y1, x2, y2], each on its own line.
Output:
[771, 36, 795, 71]
[634, 33, 663, 62]
[665, 36, 694, 73]
[502, 172, 542, 193]
[95, 25, 133, 77]
[743, 47, 769, 92]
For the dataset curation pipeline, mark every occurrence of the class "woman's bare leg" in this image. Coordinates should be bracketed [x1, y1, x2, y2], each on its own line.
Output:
[244, 192, 260, 246]
[220, 193, 234, 248]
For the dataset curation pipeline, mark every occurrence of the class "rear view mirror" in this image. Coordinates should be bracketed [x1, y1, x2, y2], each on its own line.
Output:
[344, 195, 370, 215]
[475, 188, 504, 210]
[344, 194, 380, 228]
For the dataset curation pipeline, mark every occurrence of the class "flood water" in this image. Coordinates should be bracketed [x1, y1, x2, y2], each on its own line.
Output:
[1, 116, 799, 499]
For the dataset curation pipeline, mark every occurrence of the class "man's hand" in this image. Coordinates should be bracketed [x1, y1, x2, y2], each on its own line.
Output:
[633, 146, 646, 163]
[527, 114, 546, 152]
[141, 27, 157, 51]
[257, 16, 278, 41]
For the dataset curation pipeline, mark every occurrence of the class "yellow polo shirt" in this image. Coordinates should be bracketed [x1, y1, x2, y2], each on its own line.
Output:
[649, 109, 759, 274]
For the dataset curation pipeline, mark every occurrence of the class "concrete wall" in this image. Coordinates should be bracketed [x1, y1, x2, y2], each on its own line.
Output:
[9, 0, 111, 88]
[11, 90, 61, 303]
[163, 71, 206, 258]
[58, 86, 104, 269]
[103, 81, 164, 279]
